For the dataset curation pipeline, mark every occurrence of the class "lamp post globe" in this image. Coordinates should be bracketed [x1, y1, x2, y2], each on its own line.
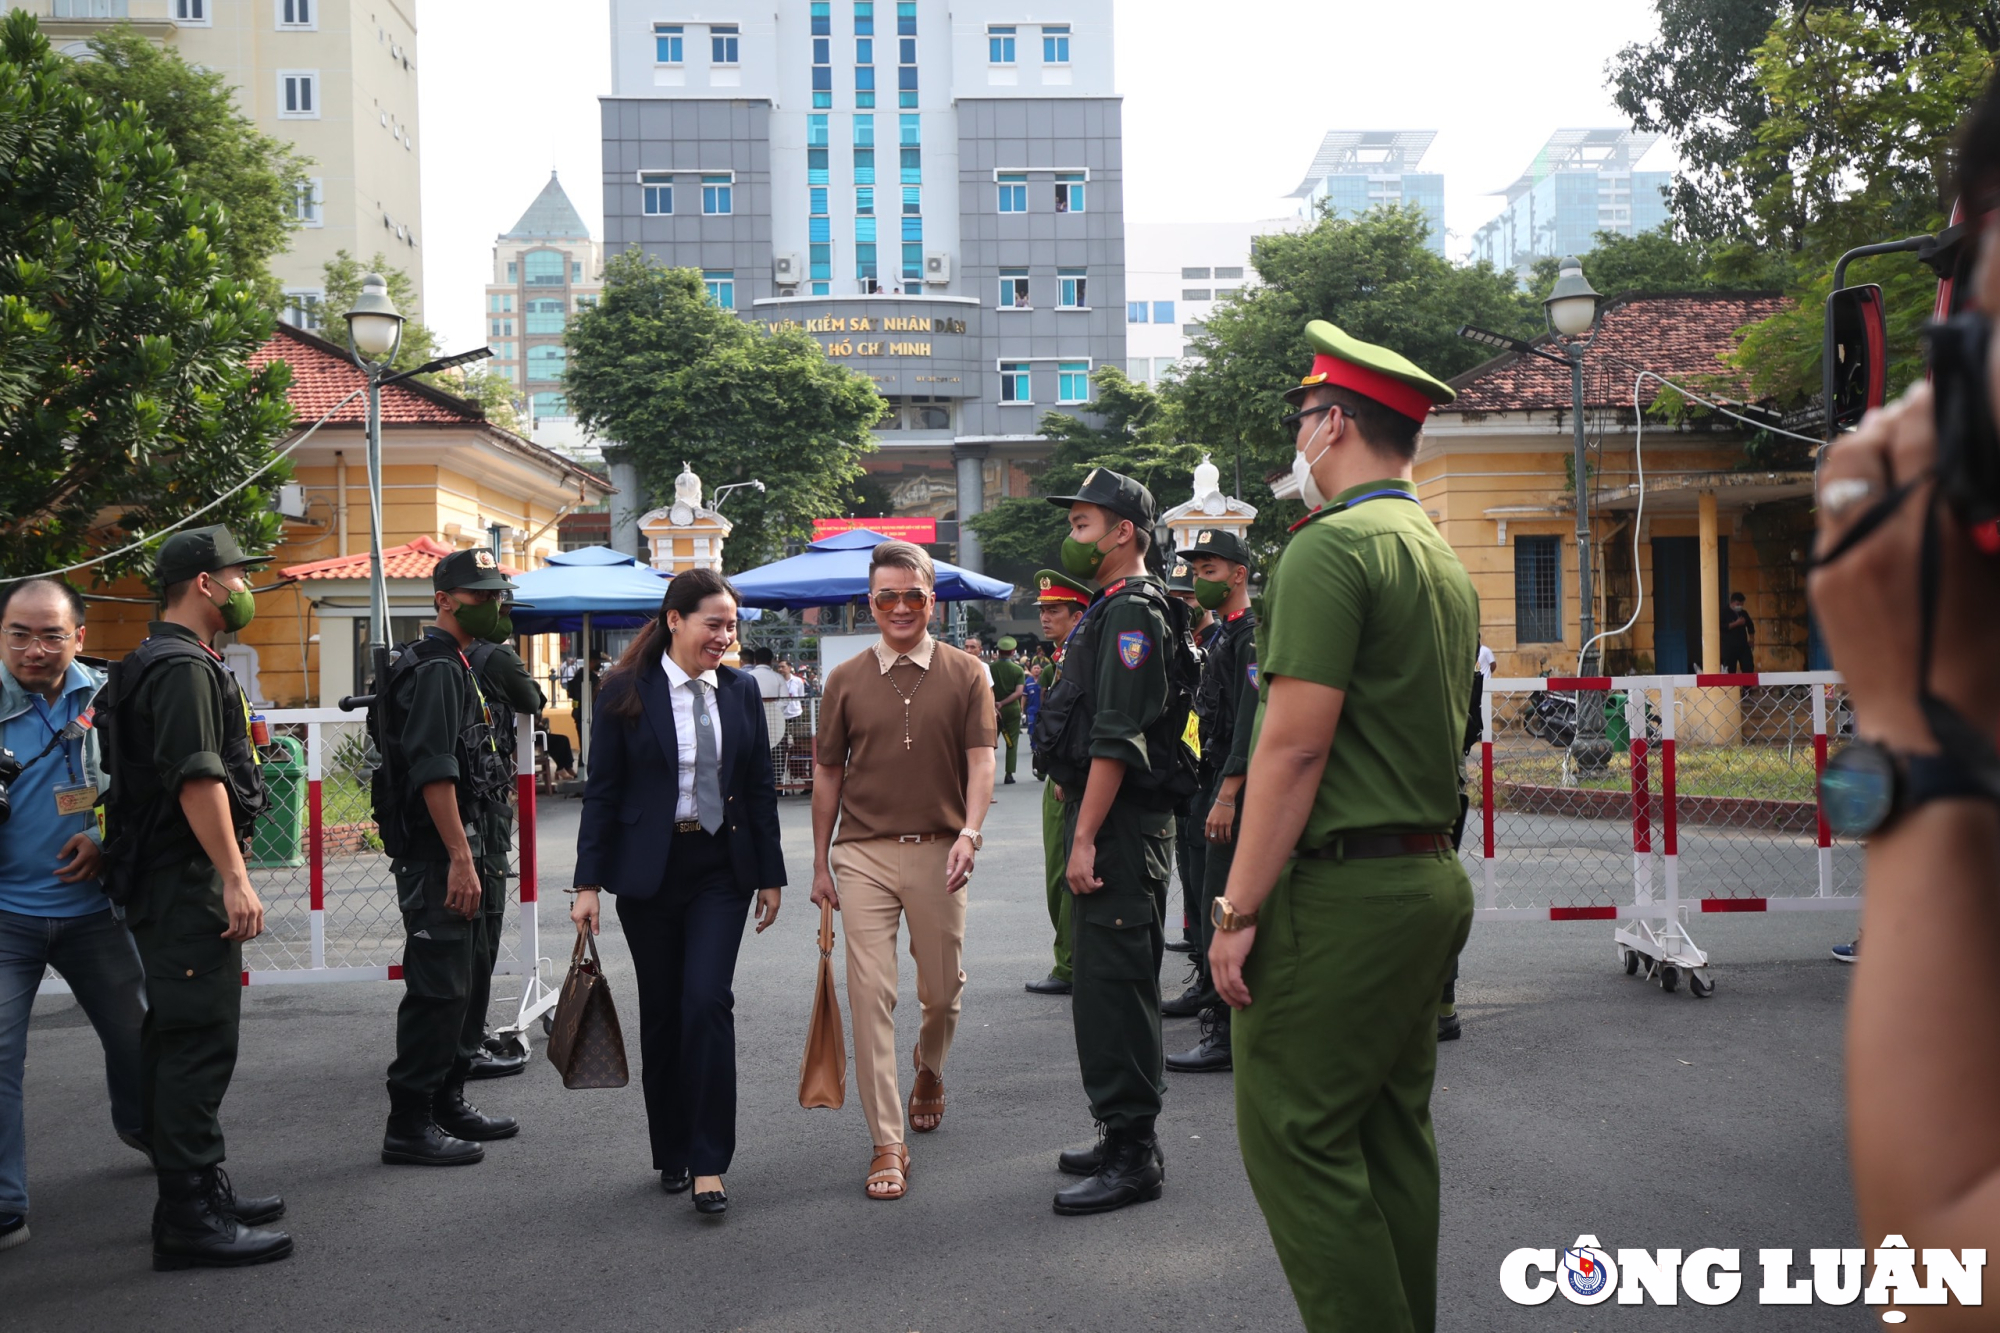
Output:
[344, 272, 406, 362]
[1544, 256, 1602, 338]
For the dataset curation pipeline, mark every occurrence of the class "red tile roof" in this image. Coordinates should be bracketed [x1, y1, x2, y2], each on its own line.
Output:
[1441, 292, 1791, 415]
[251, 323, 483, 426]
[278, 536, 522, 583]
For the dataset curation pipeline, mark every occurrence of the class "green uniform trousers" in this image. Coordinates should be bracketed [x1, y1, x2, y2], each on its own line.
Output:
[1234, 851, 1472, 1333]
[1196, 786, 1238, 1002]
[998, 705, 1022, 779]
[1062, 797, 1170, 1133]
[128, 860, 243, 1172]
[467, 810, 513, 1063]
[1041, 777, 1073, 982]
[386, 857, 497, 1099]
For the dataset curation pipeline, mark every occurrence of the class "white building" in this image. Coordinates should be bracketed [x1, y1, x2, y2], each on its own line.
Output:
[1123, 220, 1294, 385]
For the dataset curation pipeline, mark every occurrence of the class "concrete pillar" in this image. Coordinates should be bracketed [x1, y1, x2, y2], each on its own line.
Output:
[1697, 490, 1721, 674]
[606, 447, 643, 557]
[953, 443, 989, 573]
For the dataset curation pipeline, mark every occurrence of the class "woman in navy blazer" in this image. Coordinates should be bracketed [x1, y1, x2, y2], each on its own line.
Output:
[571, 569, 785, 1216]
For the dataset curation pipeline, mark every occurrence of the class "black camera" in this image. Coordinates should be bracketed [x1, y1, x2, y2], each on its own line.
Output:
[0, 747, 19, 826]
[1925, 311, 2000, 540]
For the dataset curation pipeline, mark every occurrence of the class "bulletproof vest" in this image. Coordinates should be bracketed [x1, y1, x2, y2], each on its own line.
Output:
[1030, 579, 1200, 809]
[1194, 609, 1257, 767]
[465, 639, 521, 770]
[96, 635, 268, 902]
[370, 635, 510, 859]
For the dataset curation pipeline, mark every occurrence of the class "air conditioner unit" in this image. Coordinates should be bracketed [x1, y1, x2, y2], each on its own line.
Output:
[924, 252, 951, 284]
[773, 253, 801, 283]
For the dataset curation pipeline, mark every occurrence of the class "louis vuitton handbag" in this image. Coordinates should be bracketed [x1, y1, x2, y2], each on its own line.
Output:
[547, 924, 630, 1090]
[798, 900, 847, 1109]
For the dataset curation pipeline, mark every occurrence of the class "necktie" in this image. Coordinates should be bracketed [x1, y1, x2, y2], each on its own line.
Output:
[691, 679, 724, 834]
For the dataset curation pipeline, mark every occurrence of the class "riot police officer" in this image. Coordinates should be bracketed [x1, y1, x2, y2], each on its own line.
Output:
[98, 526, 291, 1270]
[1167, 530, 1257, 1074]
[463, 596, 544, 1080]
[1032, 469, 1196, 1216]
[376, 549, 522, 1165]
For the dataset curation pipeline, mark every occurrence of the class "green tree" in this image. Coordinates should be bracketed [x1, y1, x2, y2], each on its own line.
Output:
[321, 250, 440, 372]
[1524, 225, 1723, 303]
[965, 366, 1198, 580]
[564, 251, 884, 568]
[1168, 206, 1531, 555]
[434, 366, 524, 435]
[0, 13, 295, 584]
[64, 24, 313, 310]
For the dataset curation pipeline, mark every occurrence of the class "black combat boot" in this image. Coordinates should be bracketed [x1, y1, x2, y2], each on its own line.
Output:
[151, 1169, 293, 1271]
[1165, 1007, 1233, 1073]
[206, 1166, 286, 1226]
[1059, 1123, 1168, 1177]
[1053, 1128, 1166, 1215]
[381, 1090, 484, 1166]
[432, 1082, 519, 1141]
[1160, 972, 1215, 1019]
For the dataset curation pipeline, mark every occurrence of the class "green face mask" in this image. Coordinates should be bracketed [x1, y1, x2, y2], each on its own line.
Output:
[485, 613, 514, 644]
[1059, 531, 1117, 581]
[209, 582, 256, 633]
[1192, 577, 1233, 611]
[452, 598, 503, 641]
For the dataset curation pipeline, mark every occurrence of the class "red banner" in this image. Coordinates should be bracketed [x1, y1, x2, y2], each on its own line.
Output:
[812, 517, 938, 542]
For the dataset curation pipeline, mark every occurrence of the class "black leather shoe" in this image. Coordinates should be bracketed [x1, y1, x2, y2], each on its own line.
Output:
[152, 1170, 293, 1271]
[1437, 1011, 1462, 1042]
[1053, 1131, 1165, 1215]
[432, 1084, 519, 1141]
[1166, 1009, 1232, 1073]
[208, 1167, 286, 1226]
[466, 1045, 528, 1080]
[1059, 1126, 1165, 1177]
[1160, 979, 1215, 1019]
[1004, 773, 1016, 784]
[382, 1103, 485, 1166]
[693, 1187, 728, 1216]
[1163, 936, 1196, 955]
[1025, 973, 1073, 995]
[660, 1169, 692, 1194]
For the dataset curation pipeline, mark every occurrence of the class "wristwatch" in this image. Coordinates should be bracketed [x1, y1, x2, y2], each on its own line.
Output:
[1211, 896, 1259, 932]
[958, 827, 984, 851]
[1819, 740, 1993, 837]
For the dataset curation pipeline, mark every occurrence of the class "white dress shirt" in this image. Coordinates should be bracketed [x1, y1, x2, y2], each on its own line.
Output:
[660, 651, 721, 821]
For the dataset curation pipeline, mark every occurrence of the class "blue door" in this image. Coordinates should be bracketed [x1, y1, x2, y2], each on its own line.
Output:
[1650, 536, 1729, 674]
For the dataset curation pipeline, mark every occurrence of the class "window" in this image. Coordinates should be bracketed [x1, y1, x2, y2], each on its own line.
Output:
[1182, 266, 1210, 279]
[489, 319, 514, 337]
[997, 173, 1026, 213]
[1515, 536, 1562, 643]
[702, 176, 733, 215]
[277, 70, 318, 118]
[813, 37, 830, 63]
[488, 294, 514, 313]
[810, 186, 829, 216]
[899, 37, 917, 63]
[856, 37, 873, 62]
[1058, 361, 1090, 403]
[711, 24, 739, 64]
[813, 67, 832, 92]
[854, 1, 873, 36]
[999, 269, 1029, 308]
[810, 243, 831, 281]
[174, 0, 208, 23]
[280, 287, 322, 331]
[856, 242, 877, 283]
[704, 270, 735, 309]
[653, 23, 683, 61]
[808, 147, 829, 185]
[506, 261, 517, 282]
[526, 345, 567, 380]
[1127, 301, 1147, 323]
[1000, 363, 1031, 402]
[988, 25, 1016, 63]
[1059, 269, 1087, 308]
[1055, 173, 1085, 214]
[1183, 288, 1211, 301]
[810, 113, 830, 146]
[1042, 23, 1070, 62]
[524, 251, 565, 286]
[902, 185, 921, 214]
[1215, 287, 1240, 298]
[1214, 266, 1244, 279]
[292, 177, 323, 226]
[575, 294, 599, 309]
[811, 2, 830, 35]
[853, 114, 873, 146]
[854, 65, 873, 91]
[640, 173, 673, 215]
[902, 240, 922, 281]
[1152, 300, 1175, 324]
[278, 0, 314, 29]
[899, 114, 920, 145]
[531, 392, 568, 419]
[851, 147, 873, 184]
[897, 2, 916, 36]
[525, 300, 565, 334]
[899, 146, 921, 184]
[855, 185, 874, 215]
[1182, 322, 1207, 336]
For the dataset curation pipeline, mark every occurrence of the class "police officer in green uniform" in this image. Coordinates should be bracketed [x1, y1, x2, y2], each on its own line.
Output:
[98, 526, 291, 1270]
[989, 636, 1027, 785]
[462, 596, 545, 1079]
[1167, 529, 1257, 1074]
[376, 549, 522, 1165]
[1031, 469, 1194, 1216]
[1024, 570, 1093, 996]
[1209, 323, 1476, 1332]
[1162, 560, 1214, 962]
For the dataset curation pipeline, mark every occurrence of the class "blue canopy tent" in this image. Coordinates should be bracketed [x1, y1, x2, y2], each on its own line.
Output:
[730, 528, 1014, 609]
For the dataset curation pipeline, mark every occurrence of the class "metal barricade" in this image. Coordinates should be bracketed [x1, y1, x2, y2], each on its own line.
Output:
[1469, 672, 1859, 997]
[771, 695, 819, 796]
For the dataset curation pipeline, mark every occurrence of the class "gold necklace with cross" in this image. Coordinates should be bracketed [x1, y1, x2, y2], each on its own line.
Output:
[883, 657, 927, 749]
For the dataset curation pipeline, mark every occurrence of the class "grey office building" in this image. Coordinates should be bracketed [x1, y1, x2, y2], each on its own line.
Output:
[602, 0, 1124, 572]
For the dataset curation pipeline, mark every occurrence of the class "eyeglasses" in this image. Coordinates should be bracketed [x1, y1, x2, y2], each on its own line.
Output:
[871, 589, 931, 610]
[1279, 404, 1339, 434]
[2, 629, 75, 652]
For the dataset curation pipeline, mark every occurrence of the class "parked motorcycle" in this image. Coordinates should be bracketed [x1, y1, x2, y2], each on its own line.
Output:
[1522, 689, 1659, 750]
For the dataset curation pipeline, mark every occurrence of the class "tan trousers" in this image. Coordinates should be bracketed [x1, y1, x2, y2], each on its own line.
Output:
[831, 836, 967, 1149]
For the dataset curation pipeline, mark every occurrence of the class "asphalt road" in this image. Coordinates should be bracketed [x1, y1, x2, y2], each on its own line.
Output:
[3, 775, 1869, 1331]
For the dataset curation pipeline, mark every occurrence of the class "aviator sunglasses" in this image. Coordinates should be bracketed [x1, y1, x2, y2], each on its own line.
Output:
[871, 588, 931, 610]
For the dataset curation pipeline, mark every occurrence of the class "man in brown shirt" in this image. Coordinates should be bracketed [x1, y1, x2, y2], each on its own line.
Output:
[811, 541, 996, 1201]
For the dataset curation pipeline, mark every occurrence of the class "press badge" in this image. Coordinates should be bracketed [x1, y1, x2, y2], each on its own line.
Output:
[53, 781, 99, 818]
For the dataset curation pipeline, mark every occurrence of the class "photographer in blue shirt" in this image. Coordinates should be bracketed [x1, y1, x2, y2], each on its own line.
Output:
[0, 578, 150, 1254]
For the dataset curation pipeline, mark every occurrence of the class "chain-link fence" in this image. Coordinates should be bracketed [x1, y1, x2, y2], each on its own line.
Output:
[764, 694, 819, 797]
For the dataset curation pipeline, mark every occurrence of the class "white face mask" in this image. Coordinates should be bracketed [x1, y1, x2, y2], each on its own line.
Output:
[1291, 408, 1336, 510]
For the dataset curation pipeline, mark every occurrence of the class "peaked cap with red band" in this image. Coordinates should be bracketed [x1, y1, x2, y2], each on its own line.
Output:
[1033, 568, 1093, 608]
[1283, 319, 1455, 423]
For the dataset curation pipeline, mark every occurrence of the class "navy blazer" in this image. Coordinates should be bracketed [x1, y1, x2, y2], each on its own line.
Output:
[573, 659, 787, 899]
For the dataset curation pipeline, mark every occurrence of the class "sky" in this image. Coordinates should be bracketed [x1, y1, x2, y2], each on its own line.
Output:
[416, 0, 1674, 354]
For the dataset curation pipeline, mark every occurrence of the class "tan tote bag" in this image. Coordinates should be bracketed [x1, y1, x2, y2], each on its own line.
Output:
[798, 900, 847, 1109]
[547, 924, 630, 1090]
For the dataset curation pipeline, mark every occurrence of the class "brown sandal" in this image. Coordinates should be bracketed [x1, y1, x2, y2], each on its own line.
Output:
[865, 1143, 910, 1201]
[909, 1044, 945, 1133]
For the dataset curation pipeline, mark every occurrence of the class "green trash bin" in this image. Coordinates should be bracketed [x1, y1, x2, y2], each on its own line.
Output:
[1604, 692, 1631, 754]
[250, 734, 307, 869]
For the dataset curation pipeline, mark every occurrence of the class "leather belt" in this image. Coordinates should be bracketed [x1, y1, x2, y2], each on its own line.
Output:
[675, 819, 707, 835]
[1292, 832, 1452, 862]
[896, 833, 945, 844]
